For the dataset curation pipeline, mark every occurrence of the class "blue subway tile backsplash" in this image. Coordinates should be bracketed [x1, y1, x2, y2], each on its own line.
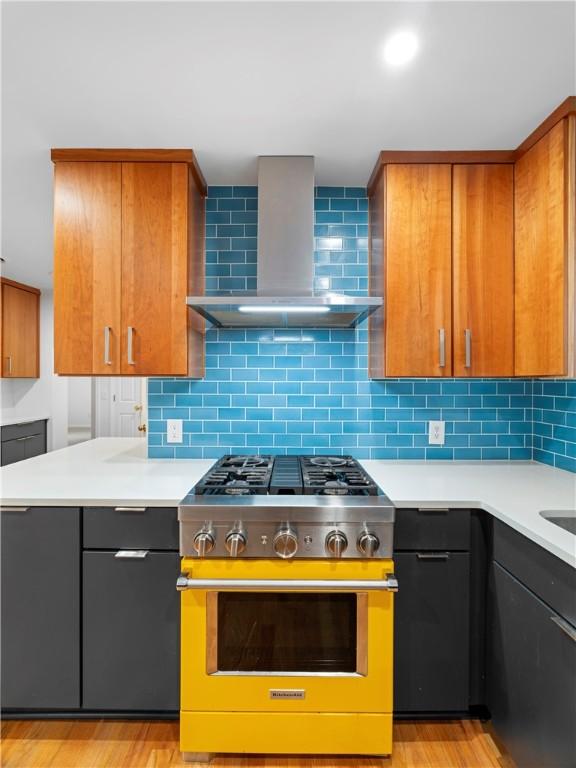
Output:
[148, 186, 575, 471]
[531, 379, 576, 472]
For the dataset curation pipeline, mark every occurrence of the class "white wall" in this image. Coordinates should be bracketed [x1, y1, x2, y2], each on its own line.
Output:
[0, 291, 69, 451]
[68, 377, 91, 428]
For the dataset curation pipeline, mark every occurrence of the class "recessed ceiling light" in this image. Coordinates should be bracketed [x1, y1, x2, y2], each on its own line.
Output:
[383, 30, 419, 67]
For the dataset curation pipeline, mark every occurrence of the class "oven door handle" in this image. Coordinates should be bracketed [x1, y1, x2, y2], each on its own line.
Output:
[176, 575, 398, 592]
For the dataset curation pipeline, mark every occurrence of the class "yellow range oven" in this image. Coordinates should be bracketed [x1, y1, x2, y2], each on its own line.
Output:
[176, 455, 397, 763]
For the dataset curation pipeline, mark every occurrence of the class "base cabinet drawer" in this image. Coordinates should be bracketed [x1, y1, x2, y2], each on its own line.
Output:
[1, 507, 80, 709]
[393, 552, 471, 712]
[83, 507, 178, 550]
[394, 509, 471, 551]
[1, 419, 46, 442]
[82, 551, 180, 711]
[487, 562, 576, 768]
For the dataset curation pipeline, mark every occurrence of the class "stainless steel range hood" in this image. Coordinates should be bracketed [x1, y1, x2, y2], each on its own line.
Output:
[187, 156, 382, 328]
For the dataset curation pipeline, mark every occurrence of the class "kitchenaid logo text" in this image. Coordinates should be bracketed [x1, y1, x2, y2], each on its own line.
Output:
[269, 689, 306, 700]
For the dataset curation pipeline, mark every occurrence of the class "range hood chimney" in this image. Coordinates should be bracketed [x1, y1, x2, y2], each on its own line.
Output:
[187, 156, 383, 328]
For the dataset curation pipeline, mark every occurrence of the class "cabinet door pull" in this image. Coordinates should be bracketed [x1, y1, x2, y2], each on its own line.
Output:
[104, 326, 112, 365]
[15, 436, 34, 442]
[4, 356, 12, 376]
[127, 326, 135, 366]
[416, 553, 450, 561]
[439, 329, 446, 368]
[114, 506, 146, 512]
[550, 615, 576, 643]
[114, 550, 149, 559]
[1, 506, 30, 512]
[464, 329, 472, 369]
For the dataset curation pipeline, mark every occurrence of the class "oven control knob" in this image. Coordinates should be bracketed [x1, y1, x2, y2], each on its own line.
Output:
[273, 528, 298, 559]
[326, 531, 348, 558]
[357, 532, 380, 558]
[193, 531, 215, 558]
[225, 531, 247, 558]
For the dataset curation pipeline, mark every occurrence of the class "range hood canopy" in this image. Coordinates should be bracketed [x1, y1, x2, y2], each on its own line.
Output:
[187, 156, 383, 328]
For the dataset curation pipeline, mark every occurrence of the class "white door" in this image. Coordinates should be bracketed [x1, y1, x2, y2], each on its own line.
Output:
[94, 378, 147, 438]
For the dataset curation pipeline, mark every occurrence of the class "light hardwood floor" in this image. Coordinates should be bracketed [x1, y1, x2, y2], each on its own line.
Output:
[1, 719, 509, 768]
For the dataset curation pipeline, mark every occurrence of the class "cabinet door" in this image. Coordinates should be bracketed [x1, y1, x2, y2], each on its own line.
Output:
[394, 552, 470, 712]
[0, 438, 26, 466]
[514, 120, 568, 376]
[121, 162, 189, 375]
[0, 434, 45, 466]
[83, 551, 180, 711]
[24, 433, 46, 460]
[453, 165, 514, 376]
[1, 507, 80, 709]
[53, 161, 122, 374]
[1, 283, 39, 378]
[385, 165, 452, 377]
[487, 562, 576, 768]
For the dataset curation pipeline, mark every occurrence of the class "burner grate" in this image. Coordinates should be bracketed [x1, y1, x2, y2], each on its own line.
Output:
[194, 455, 275, 495]
[193, 454, 379, 497]
[309, 456, 348, 468]
[300, 456, 379, 496]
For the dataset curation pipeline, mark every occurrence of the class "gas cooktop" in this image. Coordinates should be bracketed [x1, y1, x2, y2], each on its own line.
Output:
[193, 454, 379, 497]
[178, 455, 395, 560]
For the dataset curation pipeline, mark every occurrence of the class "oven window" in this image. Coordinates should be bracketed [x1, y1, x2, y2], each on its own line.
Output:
[214, 592, 358, 673]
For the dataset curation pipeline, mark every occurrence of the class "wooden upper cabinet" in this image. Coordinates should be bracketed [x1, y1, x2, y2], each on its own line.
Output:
[369, 162, 514, 379]
[121, 163, 189, 376]
[54, 162, 122, 375]
[453, 164, 514, 376]
[514, 120, 571, 376]
[52, 150, 206, 377]
[0, 278, 40, 378]
[373, 164, 453, 377]
[368, 98, 576, 379]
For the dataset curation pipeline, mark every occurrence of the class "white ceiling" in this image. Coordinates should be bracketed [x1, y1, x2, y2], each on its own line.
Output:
[2, 0, 575, 288]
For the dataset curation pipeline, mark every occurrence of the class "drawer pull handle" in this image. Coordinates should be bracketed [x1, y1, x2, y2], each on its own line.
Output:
[1, 506, 30, 512]
[115, 550, 149, 559]
[439, 328, 446, 368]
[114, 506, 147, 512]
[15, 435, 34, 442]
[550, 615, 576, 643]
[416, 553, 449, 561]
[417, 508, 450, 513]
[127, 326, 135, 366]
[464, 329, 472, 369]
[104, 326, 112, 366]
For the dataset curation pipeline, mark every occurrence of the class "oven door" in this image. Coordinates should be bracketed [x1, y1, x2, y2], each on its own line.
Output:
[179, 558, 395, 714]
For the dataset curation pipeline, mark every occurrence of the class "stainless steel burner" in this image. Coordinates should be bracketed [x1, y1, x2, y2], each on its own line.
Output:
[324, 479, 350, 495]
[224, 456, 268, 468]
[309, 457, 348, 467]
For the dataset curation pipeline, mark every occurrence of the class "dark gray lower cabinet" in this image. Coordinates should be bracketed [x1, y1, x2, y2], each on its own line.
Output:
[487, 562, 576, 768]
[1, 420, 47, 466]
[1, 507, 80, 709]
[394, 552, 470, 712]
[83, 551, 180, 711]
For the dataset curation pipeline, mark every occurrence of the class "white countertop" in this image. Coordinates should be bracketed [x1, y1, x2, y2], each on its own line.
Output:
[0, 413, 49, 428]
[0, 438, 213, 509]
[1, 438, 575, 567]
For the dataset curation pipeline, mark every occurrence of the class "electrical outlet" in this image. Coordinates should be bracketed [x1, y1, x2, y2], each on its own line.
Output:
[167, 419, 183, 444]
[428, 420, 445, 445]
